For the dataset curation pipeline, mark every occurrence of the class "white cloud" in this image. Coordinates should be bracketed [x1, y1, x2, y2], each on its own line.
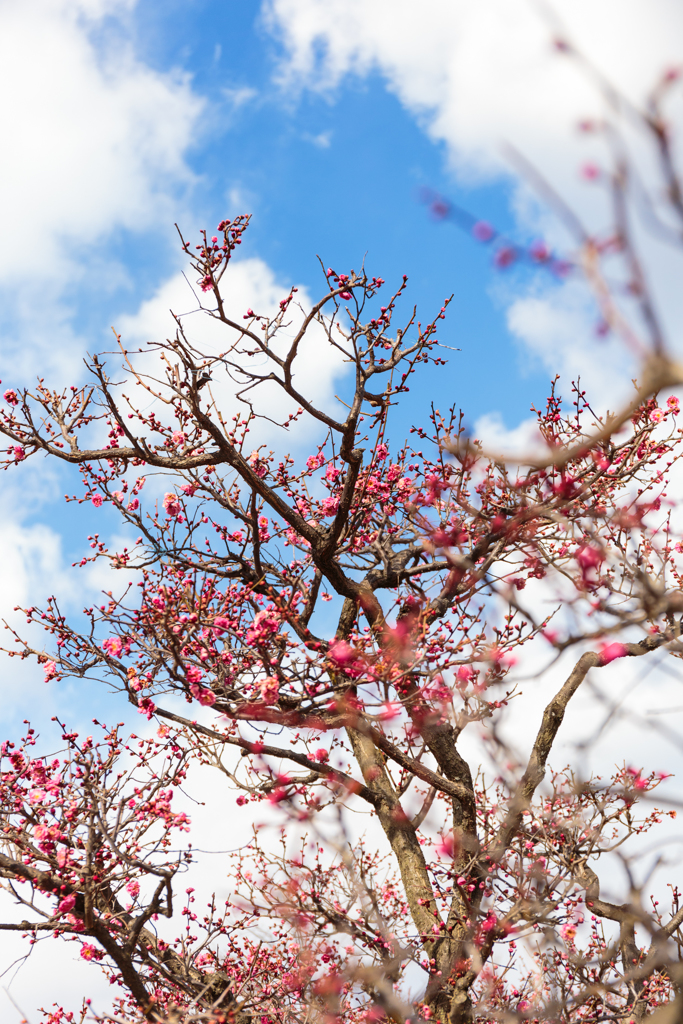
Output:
[226, 183, 260, 217]
[304, 129, 332, 148]
[504, 276, 640, 400]
[223, 84, 259, 109]
[0, 521, 72, 617]
[0, 0, 202, 283]
[473, 410, 545, 457]
[0, 0, 204, 381]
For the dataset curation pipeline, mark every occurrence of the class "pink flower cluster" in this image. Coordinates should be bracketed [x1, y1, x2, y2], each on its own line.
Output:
[246, 608, 280, 645]
[102, 636, 123, 658]
[259, 676, 280, 705]
[163, 492, 182, 518]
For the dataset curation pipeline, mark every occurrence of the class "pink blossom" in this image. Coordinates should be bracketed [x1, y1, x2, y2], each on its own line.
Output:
[172, 431, 185, 446]
[650, 407, 665, 424]
[422, 676, 451, 704]
[493, 246, 516, 269]
[186, 666, 204, 684]
[246, 608, 280, 644]
[13, 446, 25, 461]
[625, 766, 649, 790]
[600, 642, 628, 664]
[58, 894, 76, 914]
[328, 640, 357, 668]
[91, 494, 103, 508]
[436, 835, 455, 859]
[3, 389, 18, 405]
[127, 498, 139, 511]
[530, 240, 549, 261]
[137, 696, 156, 720]
[80, 944, 102, 960]
[190, 683, 216, 706]
[163, 492, 181, 517]
[379, 701, 400, 721]
[560, 923, 577, 941]
[126, 879, 140, 899]
[213, 616, 231, 634]
[667, 396, 680, 414]
[259, 676, 280, 705]
[248, 450, 268, 478]
[581, 163, 601, 180]
[397, 477, 414, 499]
[456, 665, 474, 686]
[43, 660, 58, 682]
[472, 221, 494, 242]
[320, 496, 340, 517]
[102, 637, 123, 658]
[314, 748, 329, 762]
[576, 545, 603, 571]
[268, 787, 288, 804]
